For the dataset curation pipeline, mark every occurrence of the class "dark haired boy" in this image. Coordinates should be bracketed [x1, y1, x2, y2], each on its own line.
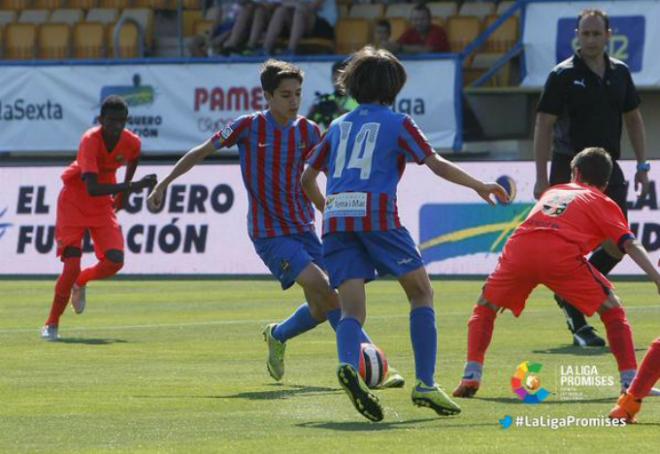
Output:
[41, 95, 157, 340]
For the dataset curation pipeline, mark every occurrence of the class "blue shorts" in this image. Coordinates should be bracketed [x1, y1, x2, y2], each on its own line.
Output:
[253, 231, 325, 290]
[323, 228, 424, 289]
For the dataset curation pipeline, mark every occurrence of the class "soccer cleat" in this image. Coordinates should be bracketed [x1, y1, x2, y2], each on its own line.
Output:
[412, 381, 461, 416]
[609, 392, 641, 423]
[452, 379, 480, 398]
[572, 325, 606, 348]
[262, 323, 286, 381]
[40, 325, 59, 341]
[337, 363, 384, 422]
[378, 366, 405, 389]
[70, 284, 86, 315]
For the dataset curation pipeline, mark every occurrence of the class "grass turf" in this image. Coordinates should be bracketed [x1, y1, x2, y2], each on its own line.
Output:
[0, 280, 657, 453]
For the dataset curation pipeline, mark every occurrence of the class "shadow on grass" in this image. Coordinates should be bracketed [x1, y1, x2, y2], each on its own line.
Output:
[217, 383, 341, 400]
[297, 418, 492, 432]
[475, 396, 614, 405]
[56, 338, 128, 345]
[532, 345, 647, 356]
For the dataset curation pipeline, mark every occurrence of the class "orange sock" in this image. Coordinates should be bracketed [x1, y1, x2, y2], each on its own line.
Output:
[467, 304, 497, 364]
[45, 257, 81, 326]
[76, 259, 123, 287]
[629, 338, 660, 399]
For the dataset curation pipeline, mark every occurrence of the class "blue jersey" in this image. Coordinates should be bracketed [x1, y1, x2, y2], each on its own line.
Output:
[308, 104, 434, 234]
[212, 111, 321, 239]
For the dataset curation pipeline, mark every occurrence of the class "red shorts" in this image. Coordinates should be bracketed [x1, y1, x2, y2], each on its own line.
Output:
[55, 187, 123, 260]
[483, 231, 612, 317]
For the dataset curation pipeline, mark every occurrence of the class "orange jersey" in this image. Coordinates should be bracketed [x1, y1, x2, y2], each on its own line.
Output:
[512, 182, 634, 256]
[60, 126, 141, 220]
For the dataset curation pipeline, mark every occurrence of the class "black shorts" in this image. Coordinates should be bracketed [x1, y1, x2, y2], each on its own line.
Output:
[549, 153, 629, 219]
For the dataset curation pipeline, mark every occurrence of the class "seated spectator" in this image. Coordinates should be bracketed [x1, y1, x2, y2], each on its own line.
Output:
[189, 2, 239, 57]
[262, 0, 337, 55]
[394, 3, 449, 54]
[372, 19, 396, 51]
[220, 1, 279, 55]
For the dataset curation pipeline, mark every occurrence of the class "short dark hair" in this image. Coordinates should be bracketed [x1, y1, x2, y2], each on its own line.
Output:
[338, 46, 406, 105]
[100, 95, 128, 117]
[570, 147, 613, 188]
[576, 9, 610, 31]
[260, 59, 304, 94]
[376, 19, 391, 34]
[412, 3, 431, 19]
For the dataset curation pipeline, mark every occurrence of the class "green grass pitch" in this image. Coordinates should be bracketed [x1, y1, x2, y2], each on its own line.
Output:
[1, 279, 658, 453]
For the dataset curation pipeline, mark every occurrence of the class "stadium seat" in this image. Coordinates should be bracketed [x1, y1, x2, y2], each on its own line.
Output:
[140, 0, 177, 9]
[68, 0, 98, 10]
[458, 1, 496, 19]
[335, 18, 369, 54]
[38, 22, 70, 59]
[349, 3, 384, 20]
[446, 15, 480, 52]
[481, 14, 519, 53]
[33, 0, 64, 9]
[0, 0, 32, 11]
[49, 9, 84, 25]
[388, 17, 409, 41]
[107, 20, 139, 58]
[385, 3, 414, 19]
[86, 8, 119, 24]
[18, 9, 51, 24]
[99, 0, 129, 9]
[119, 8, 154, 47]
[192, 18, 213, 37]
[0, 10, 17, 27]
[182, 9, 202, 37]
[4, 23, 36, 59]
[73, 21, 104, 58]
[338, 4, 349, 19]
[427, 1, 458, 21]
[183, 0, 202, 10]
[496, 1, 519, 16]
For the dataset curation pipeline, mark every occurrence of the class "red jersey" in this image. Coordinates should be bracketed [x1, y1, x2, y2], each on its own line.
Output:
[512, 182, 634, 256]
[60, 126, 141, 219]
[397, 24, 449, 52]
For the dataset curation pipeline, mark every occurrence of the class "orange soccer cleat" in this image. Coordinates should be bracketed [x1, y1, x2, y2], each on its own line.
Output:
[608, 392, 641, 424]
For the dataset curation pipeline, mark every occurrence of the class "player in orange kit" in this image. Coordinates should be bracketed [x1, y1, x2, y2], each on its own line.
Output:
[451, 147, 660, 398]
[40, 96, 157, 341]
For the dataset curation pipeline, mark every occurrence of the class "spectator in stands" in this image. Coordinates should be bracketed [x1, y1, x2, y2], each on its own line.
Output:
[220, 1, 279, 55]
[372, 19, 396, 51]
[392, 3, 449, 54]
[262, 0, 337, 55]
[189, 2, 239, 57]
[307, 59, 358, 130]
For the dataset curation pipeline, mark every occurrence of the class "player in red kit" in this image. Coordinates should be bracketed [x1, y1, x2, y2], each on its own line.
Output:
[40, 96, 157, 341]
[451, 147, 660, 398]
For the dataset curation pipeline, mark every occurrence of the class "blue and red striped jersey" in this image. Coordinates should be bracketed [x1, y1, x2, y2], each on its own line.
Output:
[308, 104, 434, 235]
[211, 111, 321, 239]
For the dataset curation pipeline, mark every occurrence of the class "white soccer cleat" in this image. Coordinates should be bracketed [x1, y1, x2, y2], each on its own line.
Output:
[40, 325, 59, 341]
[70, 284, 86, 314]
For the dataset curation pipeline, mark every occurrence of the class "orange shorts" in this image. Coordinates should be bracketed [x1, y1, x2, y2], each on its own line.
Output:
[55, 188, 123, 260]
[483, 231, 612, 317]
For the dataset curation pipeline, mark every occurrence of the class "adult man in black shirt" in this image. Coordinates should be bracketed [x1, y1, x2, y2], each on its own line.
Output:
[533, 9, 651, 347]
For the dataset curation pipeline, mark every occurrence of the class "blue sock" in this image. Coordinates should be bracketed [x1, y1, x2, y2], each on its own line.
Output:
[336, 317, 362, 370]
[326, 309, 372, 344]
[410, 306, 437, 387]
[272, 303, 320, 343]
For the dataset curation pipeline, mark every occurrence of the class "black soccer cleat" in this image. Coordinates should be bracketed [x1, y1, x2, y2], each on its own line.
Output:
[337, 363, 384, 422]
[573, 325, 606, 348]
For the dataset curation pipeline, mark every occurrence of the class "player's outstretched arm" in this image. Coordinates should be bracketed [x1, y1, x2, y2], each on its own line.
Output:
[301, 166, 325, 212]
[424, 154, 508, 205]
[623, 238, 660, 294]
[147, 140, 215, 210]
[84, 172, 156, 197]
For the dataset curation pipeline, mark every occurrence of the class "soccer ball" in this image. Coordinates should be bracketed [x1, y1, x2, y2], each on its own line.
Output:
[358, 343, 389, 388]
[525, 375, 541, 391]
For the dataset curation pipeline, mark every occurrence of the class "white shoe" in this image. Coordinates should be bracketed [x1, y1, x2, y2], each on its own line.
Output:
[70, 284, 86, 314]
[40, 325, 59, 341]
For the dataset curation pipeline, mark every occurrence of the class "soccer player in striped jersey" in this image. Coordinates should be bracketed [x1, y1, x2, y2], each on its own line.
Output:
[302, 47, 507, 421]
[147, 59, 403, 387]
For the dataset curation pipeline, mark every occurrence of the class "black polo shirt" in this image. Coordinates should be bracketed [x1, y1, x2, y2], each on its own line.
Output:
[537, 52, 640, 160]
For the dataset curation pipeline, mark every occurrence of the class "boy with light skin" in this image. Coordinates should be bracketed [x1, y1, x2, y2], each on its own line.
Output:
[453, 147, 660, 399]
[147, 59, 403, 387]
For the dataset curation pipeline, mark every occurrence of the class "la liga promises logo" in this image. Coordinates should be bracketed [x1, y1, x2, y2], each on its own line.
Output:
[511, 361, 551, 404]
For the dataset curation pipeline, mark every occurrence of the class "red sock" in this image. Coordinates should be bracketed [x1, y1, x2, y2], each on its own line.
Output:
[629, 338, 660, 399]
[45, 257, 81, 326]
[467, 304, 497, 364]
[76, 259, 123, 287]
[599, 306, 637, 372]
